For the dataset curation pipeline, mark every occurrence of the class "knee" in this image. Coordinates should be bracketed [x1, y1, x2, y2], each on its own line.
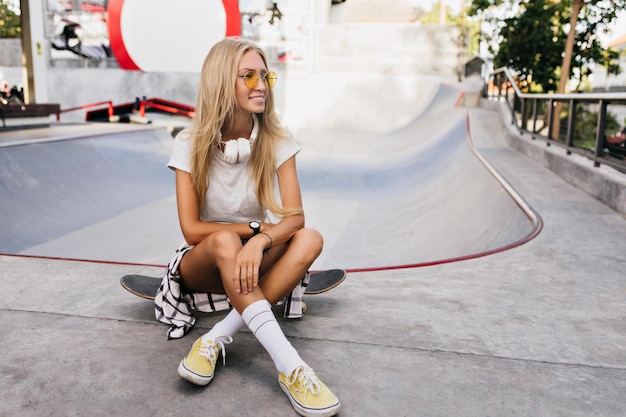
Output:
[203, 230, 241, 260]
[293, 228, 324, 261]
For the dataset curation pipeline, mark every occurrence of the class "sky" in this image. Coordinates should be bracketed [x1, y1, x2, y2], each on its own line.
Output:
[603, 12, 626, 46]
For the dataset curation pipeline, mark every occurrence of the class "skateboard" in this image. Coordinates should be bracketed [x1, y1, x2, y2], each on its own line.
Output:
[120, 269, 347, 300]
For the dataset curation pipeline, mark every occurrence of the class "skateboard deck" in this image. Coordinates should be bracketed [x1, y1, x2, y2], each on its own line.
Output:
[120, 269, 347, 300]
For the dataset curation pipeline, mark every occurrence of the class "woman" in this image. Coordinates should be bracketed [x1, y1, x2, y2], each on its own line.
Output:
[158, 38, 340, 417]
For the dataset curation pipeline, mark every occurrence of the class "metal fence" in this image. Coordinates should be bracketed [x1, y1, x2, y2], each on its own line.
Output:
[487, 67, 626, 173]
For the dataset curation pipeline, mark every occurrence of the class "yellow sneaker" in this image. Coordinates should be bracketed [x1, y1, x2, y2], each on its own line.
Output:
[177, 335, 233, 386]
[278, 365, 340, 417]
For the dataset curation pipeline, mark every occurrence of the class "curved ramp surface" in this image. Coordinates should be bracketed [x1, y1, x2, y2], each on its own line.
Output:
[0, 85, 538, 269]
[0, 125, 183, 265]
[298, 85, 537, 270]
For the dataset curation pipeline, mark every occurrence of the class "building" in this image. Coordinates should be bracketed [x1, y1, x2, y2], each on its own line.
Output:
[592, 33, 626, 92]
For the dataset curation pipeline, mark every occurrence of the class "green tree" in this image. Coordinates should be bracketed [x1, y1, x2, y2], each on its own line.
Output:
[469, 0, 625, 93]
[0, 0, 21, 38]
[495, 0, 567, 92]
[564, 0, 623, 91]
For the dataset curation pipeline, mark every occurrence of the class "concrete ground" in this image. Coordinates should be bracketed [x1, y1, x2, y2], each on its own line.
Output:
[1, 90, 625, 416]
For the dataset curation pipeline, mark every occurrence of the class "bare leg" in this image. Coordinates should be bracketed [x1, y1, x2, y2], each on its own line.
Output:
[258, 228, 323, 304]
[177, 226, 339, 411]
[178, 228, 323, 312]
[178, 229, 238, 294]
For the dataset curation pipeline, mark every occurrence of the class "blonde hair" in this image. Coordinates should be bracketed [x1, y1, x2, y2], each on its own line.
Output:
[189, 37, 302, 218]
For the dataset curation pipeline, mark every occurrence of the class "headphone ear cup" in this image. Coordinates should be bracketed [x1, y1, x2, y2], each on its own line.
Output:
[223, 140, 238, 164]
[237, 138, 251, 163]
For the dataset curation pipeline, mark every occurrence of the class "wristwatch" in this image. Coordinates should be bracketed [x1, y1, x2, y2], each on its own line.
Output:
[249, 220, 261, 236]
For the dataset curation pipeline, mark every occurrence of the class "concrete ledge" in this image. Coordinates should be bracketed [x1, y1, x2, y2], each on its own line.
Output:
[485, 99, 626, 217]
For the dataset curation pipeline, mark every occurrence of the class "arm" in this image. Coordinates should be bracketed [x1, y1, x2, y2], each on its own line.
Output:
[246, 155, 305, 251]
[234, 156, 305, 292]
[174, 168, 252, 245]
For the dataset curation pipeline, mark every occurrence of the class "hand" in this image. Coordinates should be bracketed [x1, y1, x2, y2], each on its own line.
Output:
[233, 235, 266, 294]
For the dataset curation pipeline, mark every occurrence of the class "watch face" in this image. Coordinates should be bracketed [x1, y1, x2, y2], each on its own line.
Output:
[250, 221, 260, 229]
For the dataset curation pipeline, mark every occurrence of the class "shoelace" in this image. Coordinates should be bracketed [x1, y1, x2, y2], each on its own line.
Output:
[198, 336, 233, 366]
[287, 366, 321, 398]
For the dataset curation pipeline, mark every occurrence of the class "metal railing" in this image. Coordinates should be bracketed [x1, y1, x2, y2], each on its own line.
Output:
[56, 100, 114, 121]
[487, 67, 626, 173]
[56, 97, 195, 122]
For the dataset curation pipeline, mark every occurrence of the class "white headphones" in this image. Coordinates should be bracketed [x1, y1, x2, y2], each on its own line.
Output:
[220, 114, 259, 164]
[223, 138, 250, 164]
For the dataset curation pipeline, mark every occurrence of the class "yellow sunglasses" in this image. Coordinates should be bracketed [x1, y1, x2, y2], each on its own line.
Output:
[237, 71, 277, 89]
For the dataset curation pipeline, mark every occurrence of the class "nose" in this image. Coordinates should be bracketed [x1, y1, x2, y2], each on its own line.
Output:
[255, 77, 267, 91]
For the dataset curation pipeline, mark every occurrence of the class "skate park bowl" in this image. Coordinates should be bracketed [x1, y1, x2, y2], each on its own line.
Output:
[0, 81, 542, 271]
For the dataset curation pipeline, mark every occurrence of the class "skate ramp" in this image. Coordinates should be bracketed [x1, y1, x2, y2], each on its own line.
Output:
[0, 84, 540, 269]
[0, 126, 183, 265]
[297, 84, 540, 270]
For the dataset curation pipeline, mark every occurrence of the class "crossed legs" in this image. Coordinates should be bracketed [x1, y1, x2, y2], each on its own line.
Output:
[178, 227, 323, 310]
[177, 227, 323, 377]
[176, 227, 340, 416]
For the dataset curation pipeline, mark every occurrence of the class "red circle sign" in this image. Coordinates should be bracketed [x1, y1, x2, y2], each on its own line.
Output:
[107, 0, 241, 72]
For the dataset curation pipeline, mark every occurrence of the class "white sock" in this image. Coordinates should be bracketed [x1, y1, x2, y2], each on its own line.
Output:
[241, 299, 305, 375]
[201, 309, 245, 341]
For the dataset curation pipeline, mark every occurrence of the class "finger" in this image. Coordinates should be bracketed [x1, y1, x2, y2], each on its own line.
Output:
[233, 265, 242, 293]
[244, 264, 255, 293]
[252, 266, 259, 288]
[240, 266, 250, 294]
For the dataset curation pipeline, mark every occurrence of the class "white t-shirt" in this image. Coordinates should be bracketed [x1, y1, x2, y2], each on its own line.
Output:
[167, 123, 300, 224]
